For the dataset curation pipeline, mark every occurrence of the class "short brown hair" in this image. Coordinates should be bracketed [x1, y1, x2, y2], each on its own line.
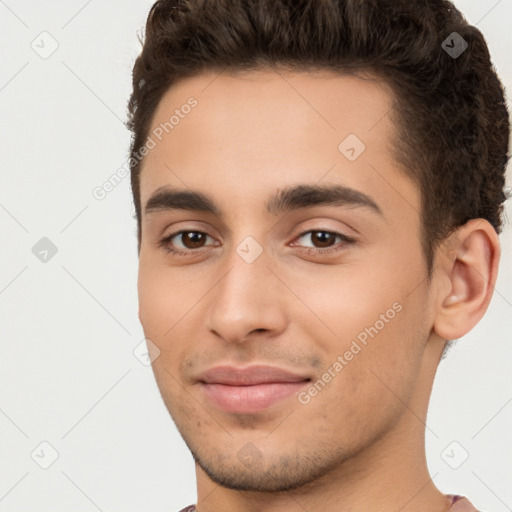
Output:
[126, 0, 510, 279]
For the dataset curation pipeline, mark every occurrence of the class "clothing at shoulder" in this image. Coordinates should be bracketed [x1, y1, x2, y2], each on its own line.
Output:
[178, 496, 480, 512]
[448, 495, 481, 511]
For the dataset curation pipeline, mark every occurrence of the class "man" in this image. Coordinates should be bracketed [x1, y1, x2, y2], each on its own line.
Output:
[126, 0, 510, 510]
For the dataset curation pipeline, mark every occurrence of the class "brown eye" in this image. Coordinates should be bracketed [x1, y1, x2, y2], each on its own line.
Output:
[293, 230, 356, 256]
[159, 230, 216, 255]
[296, 230, 345, 248]
[309, 231, 337, 248]
[179, 231, 208, 249]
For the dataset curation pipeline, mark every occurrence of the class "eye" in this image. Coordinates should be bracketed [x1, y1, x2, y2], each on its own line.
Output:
[158, 230, 217, 256]
[158, 229, 356, 257]
[291, 230, 355, 255]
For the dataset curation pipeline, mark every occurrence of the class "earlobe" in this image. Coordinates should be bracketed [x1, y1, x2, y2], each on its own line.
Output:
[433, 219, 500, 341]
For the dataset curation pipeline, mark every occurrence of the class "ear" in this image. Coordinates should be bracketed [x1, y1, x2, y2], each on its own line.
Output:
[433, 219, 501, 341]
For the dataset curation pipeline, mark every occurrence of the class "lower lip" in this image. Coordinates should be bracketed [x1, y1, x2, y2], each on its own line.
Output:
[200, 381, 310, 413]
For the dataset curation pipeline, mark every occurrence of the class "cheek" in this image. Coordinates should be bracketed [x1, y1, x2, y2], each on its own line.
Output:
[137, 250, 190, 327]
[138, 264, 164, 334]
[297, 301, 424, 449]
[302, 242, 424, 348]
[137, 258, 208, 373]
[293, 253, 426, 397]
[286, 263, 402, 348]
[137, 257, 182, 349]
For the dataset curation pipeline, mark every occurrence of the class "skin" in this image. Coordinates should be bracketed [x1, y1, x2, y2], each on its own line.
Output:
[136, 69, 500, 512]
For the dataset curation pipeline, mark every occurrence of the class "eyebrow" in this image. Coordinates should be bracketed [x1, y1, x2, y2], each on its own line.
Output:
[144, 183, 384, 218]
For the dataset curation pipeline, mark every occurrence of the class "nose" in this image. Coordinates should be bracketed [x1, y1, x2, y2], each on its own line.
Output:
[203, 244, 288, 345]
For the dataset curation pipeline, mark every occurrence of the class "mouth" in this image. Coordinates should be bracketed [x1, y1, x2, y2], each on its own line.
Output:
[197, 364, 312, 414]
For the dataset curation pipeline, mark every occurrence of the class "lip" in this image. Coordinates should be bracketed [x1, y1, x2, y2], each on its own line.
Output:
[197, 364, 311, 413]
[197, 364, 311, 385]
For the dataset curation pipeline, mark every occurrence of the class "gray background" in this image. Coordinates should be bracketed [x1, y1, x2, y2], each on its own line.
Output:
[0, 0, 511, 510]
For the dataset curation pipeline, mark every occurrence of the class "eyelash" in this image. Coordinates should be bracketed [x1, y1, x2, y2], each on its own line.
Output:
[157, 229, 356, 257]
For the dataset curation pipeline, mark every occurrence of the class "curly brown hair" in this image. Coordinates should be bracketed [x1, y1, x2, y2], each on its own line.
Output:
[126, 0, 510, 279]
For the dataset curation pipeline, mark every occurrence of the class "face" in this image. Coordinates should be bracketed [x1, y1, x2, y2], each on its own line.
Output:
[137, 69, 436, 492]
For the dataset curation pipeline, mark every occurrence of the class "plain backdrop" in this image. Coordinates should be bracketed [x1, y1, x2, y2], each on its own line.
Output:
[0, 1, 511, 511]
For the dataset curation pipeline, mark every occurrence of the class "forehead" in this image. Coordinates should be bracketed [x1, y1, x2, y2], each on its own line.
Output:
[139, 69, 419, 224]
